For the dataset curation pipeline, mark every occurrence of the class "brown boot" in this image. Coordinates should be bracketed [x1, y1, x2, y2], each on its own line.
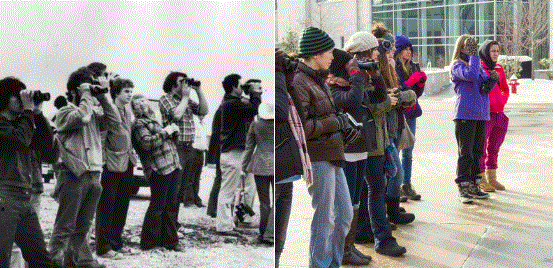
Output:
[486, 169, 505, 190]
[478, 172, 495, 192]
[343, 208, 371, 265]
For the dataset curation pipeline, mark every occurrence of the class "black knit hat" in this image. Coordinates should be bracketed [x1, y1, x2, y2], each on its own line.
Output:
[329, 49, 352, 79]
[298, 27, 335, 57]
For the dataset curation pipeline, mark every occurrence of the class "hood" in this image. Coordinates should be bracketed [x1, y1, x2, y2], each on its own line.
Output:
[394, 35, 412, 56]
[478, 39, 498, 70]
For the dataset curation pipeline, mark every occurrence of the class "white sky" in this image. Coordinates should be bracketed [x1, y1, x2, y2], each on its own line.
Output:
[0, 1, 275, 124]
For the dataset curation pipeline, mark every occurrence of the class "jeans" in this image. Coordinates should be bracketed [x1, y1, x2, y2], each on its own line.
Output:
[95, 163, 134, 255]
[401, 118, 416, 184]
[48, 171, 102, 266]
[386, 140, 403, 198]
[275, 182, 293, 268]
[254, 175, 274, 238]
[176, 144, 198, 204]
[365, 155, 396, 250]
[0, 188, 53, 268]
[309, 161, 353, 268]
[454, 119, 486, 184]
[343, 159, 366, 207]
[140, 169, 180, 250]
[480, 113, 509, 171]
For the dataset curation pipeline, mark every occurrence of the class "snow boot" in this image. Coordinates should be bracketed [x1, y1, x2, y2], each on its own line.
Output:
[478, 172, 495, 192]
[343, 208, 371, 265]
[486, 169, 505, 190]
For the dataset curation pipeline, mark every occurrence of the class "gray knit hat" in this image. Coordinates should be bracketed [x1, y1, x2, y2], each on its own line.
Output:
[344, 31, 378, 53]
[298, 27, 335, 57]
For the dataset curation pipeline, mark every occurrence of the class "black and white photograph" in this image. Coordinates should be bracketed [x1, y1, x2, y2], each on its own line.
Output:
[0, 1, 274, 267]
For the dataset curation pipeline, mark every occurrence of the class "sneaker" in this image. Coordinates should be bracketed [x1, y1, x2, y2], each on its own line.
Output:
[459, 182, 473, 204]
[401, 183, 421, 200]
[468, 180, 490, 199]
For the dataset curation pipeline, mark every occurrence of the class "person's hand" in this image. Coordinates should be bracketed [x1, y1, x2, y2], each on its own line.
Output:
[488, 70, 499, 81]
[405, 72, 424, 87]
[388, 93, 398, 106]
[336, 113, 349, 130]
[345, 55, 361, 74]
[420, 71, 427, 82]
[19, 89, 35, 111]
[464, 37, 478, 55]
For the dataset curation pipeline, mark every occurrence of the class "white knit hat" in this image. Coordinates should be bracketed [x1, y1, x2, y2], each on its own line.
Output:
[344, 31, 379, 53]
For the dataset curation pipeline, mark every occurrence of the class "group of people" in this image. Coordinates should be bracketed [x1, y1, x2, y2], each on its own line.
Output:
[1, 62, 273, 268]
[276, 22, 509, 268]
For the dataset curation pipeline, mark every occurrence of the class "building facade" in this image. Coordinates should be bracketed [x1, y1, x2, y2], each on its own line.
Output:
[277, 0, 551, 68]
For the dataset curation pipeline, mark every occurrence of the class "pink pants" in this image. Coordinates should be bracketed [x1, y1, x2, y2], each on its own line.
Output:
[480, 112, 509, 172]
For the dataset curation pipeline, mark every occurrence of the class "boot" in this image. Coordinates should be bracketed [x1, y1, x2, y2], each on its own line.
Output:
[486, 169, 505, 190]
[343, 208, 371, 265]
[375, 240, 406, 257]
[478, 172, 495, 192]
[386, 197, 415, 224]
[401, 183, 421, 200]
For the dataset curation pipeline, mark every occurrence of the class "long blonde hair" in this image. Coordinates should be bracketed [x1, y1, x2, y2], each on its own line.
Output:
[377, 39, 399, 89]
[451, 34, 473, 66]
[394, 51, 412, 78]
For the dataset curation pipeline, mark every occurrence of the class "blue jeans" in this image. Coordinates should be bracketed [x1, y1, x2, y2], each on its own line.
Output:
[401, 118, 417, 184]
[309, 161, 353, 268]
[365, 155, 396, 250]
[343, 159, 367, 207]
[386, 141, 403, 198]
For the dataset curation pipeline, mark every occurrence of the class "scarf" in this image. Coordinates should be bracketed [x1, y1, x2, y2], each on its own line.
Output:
[287, 92, 313, 185]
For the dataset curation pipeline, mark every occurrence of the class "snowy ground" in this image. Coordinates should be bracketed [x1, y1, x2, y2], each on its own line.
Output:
[34, 167, 274, 268]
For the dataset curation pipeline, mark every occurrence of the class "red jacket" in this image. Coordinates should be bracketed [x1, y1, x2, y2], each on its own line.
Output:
[481, 61, 509, 113]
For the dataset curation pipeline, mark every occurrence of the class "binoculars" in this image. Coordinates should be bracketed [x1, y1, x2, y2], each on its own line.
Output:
[33, 91, 51, 104]
[90, 85, 109, 95]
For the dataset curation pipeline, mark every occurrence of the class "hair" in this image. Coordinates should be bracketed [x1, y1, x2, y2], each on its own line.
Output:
[395, 48, 413, 77]
[0, 77, 26, 112]
[222, 74, 241, 94]
[162, 72, 187, 93]
[110, 78, 134, 99]
[66, 67, 94, 105]
[377, 39, 399, 89]
[245, 79, 261, 84]
[372, 21, 392, 39]
[87, 62, 107, 78]
[54, 95, 68, 110]
[451, 34, 473, 67]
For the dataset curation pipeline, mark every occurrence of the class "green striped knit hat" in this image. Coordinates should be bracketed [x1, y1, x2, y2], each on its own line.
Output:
[298, 27, 335, 57]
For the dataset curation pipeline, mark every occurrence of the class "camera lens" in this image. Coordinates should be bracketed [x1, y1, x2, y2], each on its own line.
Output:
[378, 40, 392, 54]
[357, 60, 379, 71]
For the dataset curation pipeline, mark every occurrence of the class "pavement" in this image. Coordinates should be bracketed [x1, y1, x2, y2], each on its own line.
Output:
[279, 95, 553, 268]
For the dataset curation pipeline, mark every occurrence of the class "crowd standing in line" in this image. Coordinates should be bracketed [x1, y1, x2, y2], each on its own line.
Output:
[276, 22, 510, 267]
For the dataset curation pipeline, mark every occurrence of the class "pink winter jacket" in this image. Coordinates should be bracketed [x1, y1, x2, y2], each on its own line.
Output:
[481, 61, 510, 113]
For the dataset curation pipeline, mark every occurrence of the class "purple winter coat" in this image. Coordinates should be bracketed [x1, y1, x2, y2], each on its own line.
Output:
[451, 54, 491, 121]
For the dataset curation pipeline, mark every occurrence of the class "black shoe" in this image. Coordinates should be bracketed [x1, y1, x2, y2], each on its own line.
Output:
[375, 241, 406, 257]
[459, 182, 474, 204]
[167, 244, 185, 252]
[468, 180, 490, 199]
[399, 195, 408, 202]
[386, 197, 415, 225]
[194, 199, 205, 207]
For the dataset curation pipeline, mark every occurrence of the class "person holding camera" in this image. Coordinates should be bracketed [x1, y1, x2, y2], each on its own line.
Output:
[0, 77, 59, 268]
[48, 66, 121, 268]
[159, 72, 208, 208]
[292, 27, 357, 268]
[95, 78, 138, 258]
[451, 35, 495, 203]
[340, 31, 407, 257]
[130, 94, 183, 251]
[394, 35, 426, 202]
[215, 74, 261, 233]
[477, 40, 508, 192]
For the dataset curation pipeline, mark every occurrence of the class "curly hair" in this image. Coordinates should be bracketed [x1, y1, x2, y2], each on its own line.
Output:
[0, 77, 26, 112]
[372, 21, 392, 39]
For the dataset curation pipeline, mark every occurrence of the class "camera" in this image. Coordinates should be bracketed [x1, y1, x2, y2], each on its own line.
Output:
[33, 91, 51, 104]
[185, 77, 201, 88]
[235, 203, 255, 223]
[378, 40, 392, 54]
[357, 60, 380, 71]
[89, 84, 108, 95]
[283, 57, 298, 71]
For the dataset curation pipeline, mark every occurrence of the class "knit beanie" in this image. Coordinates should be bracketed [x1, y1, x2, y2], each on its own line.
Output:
[329, 49, 353, 79]
[298, 27, 335, 57]
[394, 35, 413, 56]
[344, 31, 378, 54]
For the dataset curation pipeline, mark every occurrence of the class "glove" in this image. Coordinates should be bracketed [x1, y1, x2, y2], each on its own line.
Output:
[335, 113, 349, 130]
[464, 37, 478, 55]
[343, 127, 361, 146]
[488, 70, 499, 81]
[416, 71, 427, 87]
[405, 72, 424, 87]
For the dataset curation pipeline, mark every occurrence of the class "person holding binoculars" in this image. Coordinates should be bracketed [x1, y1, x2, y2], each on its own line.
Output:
[394, 35, 426, 202]
[159, 72, 208, 208]
[340, 31, 407, 258]
[49, 66, 122, 268]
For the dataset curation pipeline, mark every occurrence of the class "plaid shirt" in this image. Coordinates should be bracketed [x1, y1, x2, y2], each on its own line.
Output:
[132, 117, 181, 177]
[159, 93, 202, 144]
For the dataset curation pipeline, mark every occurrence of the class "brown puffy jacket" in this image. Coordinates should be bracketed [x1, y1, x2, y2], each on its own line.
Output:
[292, 62, 344, 163]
